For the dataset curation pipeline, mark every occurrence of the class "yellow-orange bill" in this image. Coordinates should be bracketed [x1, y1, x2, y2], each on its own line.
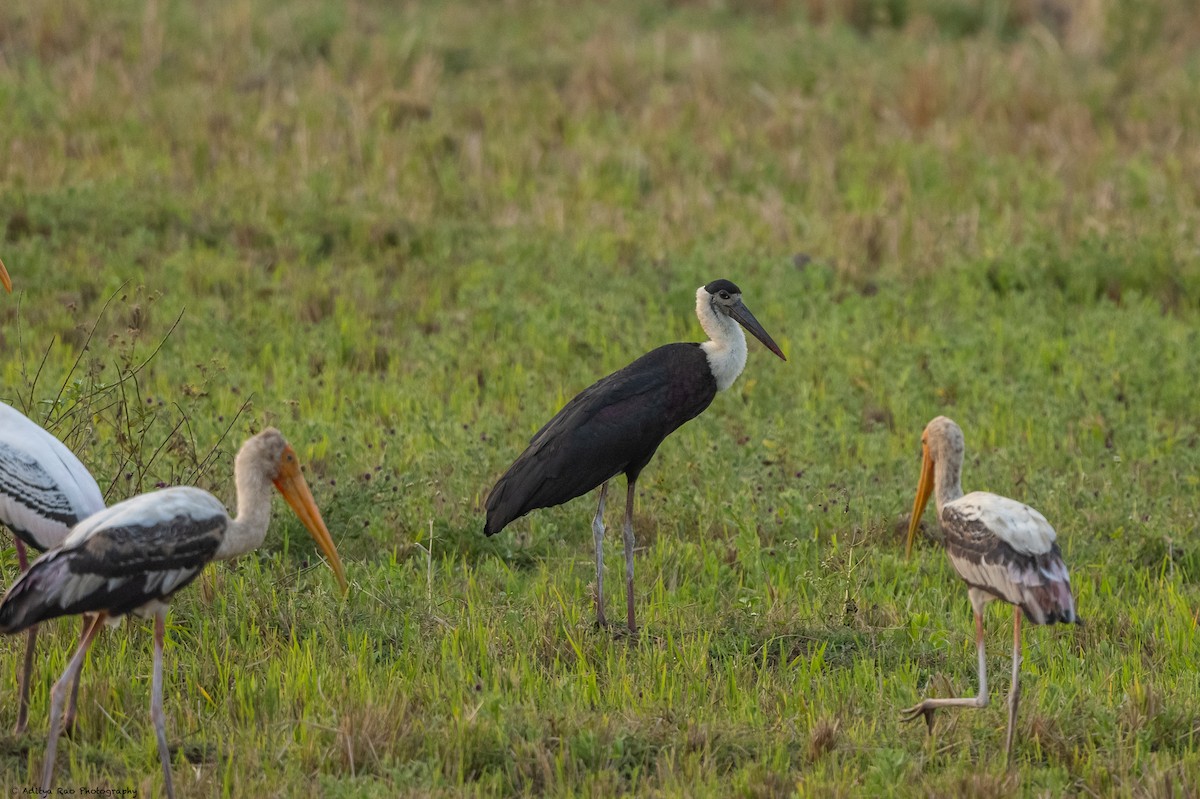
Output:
[0, 257, 10, 293]
[273, 446, 349, 594]
[905, 444, 935, 559]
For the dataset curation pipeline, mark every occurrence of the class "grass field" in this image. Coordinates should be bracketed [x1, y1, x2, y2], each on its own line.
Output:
[1, 0, 1199, 796]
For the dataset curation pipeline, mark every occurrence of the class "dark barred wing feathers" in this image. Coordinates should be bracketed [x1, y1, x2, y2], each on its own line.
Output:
[0, 495, 226, 634]
[941, 495, 1079, 626]
[0, 442, 83, 547]
[0, 401, 106, 551]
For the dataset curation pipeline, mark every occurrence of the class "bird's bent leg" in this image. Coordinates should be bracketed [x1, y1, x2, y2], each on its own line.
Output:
[14, 625, 39, 735]
[592, 482, 609, 628]
[901, 608, 989, 730]
[42, 612, 105, 791]
[152, 608, 176, 799]
[63, 614, 94, 735]
[1005, 607, 1022, 767]
[623, 479, 637, 634]
[15, 536, 29, 571]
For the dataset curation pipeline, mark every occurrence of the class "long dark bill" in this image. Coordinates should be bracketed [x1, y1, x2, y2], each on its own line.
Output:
[728, 300, 786, 361]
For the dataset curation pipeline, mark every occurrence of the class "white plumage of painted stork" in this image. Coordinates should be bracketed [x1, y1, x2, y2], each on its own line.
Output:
[0, 427, 348, 797]
[1, 400, 106, 735]
[901, 415, 1080, 764]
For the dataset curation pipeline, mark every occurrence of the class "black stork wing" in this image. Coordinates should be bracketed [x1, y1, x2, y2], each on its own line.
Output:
[485, 343, 717, 535]
[0, 488, 227, 634]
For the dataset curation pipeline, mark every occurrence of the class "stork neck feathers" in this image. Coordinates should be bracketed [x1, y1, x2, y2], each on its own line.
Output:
[933, 447, 965, 515]
[924, 417, 967, 515]
[215, 454, 276, 561]
[696, 286, 747, 392]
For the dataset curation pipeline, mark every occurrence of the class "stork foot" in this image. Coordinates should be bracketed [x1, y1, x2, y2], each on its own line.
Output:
[900, 701, 937, 733]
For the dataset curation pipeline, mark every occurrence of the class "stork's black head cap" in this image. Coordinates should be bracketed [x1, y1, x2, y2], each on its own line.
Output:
[704, 279, 742, 295]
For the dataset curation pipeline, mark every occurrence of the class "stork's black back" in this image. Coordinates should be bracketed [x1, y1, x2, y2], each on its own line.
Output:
[485, 343, 717, 535]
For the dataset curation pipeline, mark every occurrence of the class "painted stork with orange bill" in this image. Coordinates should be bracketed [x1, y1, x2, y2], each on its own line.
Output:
[901, 415, 1080, 764]
[485, 280, 786, 633]
[1, 400, 106, 735]
[0, 427, 348, 797]
[0, 256, 10, 293]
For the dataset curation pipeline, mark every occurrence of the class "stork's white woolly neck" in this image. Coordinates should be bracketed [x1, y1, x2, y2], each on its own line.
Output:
[696, 286, 747, 392]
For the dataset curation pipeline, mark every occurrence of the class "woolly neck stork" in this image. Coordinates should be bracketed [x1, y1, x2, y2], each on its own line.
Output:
[1, 400, 106, 735]
[0, 427, 348, 797]
[485, 279, 786, 633]
[901, 415, 1080, 764]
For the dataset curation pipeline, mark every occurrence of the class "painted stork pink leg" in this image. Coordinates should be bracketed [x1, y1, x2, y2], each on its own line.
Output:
[14, 540, 98, 739]
[901, 593, 990, 729]
[900, 416, 1080, 760]
[592, 481, 609, 628]
[1, 402, 107, 735]
[1005, 607, 1022, 765]
[623, 480, 637, 634]
[14, 539, 36, 734]
[151, 607, 175, 799]
[15, 625, 38, 734]
[41, 612, 106, 790]
[62, 615, 94, 736]
[15, 537, 29, 571]
[3, 428, 347, 791]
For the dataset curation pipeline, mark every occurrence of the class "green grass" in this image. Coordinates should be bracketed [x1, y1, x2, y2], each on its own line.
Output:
[1, 0, 1199, 795]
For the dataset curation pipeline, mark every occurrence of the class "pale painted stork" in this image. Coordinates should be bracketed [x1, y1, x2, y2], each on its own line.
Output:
[1, 400, 106, 735]
[485, 279, 786, 633]
[0, 427, 348, 797]
[901, 415, 1080, 764]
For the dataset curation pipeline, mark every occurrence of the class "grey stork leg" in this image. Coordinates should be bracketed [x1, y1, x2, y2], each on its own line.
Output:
[1005, 607, 1022, 767]
[901, 602, 989, 730]
[592, 481, 609, 628]
[151, 608, 176, 799]
[63, 614, 94, 736]
[623, 478, 637, 635]
[42, 612, 106, 791]
[15, 625, 38, 735]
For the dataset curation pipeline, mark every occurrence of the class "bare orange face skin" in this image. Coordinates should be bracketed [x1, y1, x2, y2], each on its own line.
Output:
[0, 257, 11, 293]
[905, 437, 935, 559]
[272, 445, 349, 594]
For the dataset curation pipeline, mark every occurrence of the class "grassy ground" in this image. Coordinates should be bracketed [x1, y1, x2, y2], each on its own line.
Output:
[1, 0, 1199, 795]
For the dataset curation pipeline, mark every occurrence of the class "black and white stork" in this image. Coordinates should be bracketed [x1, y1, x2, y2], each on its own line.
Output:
[1, 400, 106, 735]
[0, 427, 348, 797]
[484, 279, 786, 633]
[901, 415, 1080, 764]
